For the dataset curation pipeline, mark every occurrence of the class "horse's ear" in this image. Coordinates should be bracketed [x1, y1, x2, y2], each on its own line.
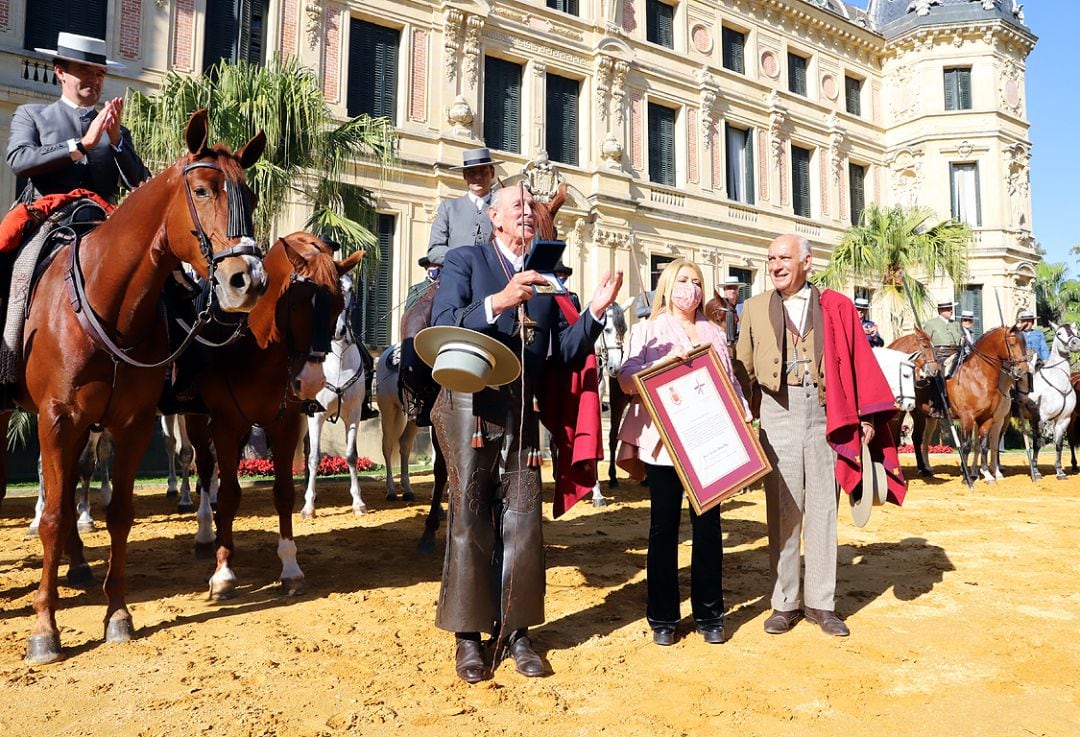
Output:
[1050, 320, 1060, 331]
[236, 130, 267, 170]
[282, 234, 318, 271]
[336, 250, 365, 276]
[548, 182, 568, 217]
[185, 109, 210, 155]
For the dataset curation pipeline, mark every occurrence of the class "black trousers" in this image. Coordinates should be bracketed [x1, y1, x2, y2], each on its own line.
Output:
[645, 464, 725, 630]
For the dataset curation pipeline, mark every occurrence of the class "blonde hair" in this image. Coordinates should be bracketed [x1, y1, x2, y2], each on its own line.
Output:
[650, 258, 705, 319]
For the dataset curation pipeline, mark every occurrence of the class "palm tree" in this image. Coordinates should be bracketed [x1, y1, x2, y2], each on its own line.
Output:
[124, 57, 396, 255]
[1034, 261, 1080, 327]
[813, 204, 972, 334]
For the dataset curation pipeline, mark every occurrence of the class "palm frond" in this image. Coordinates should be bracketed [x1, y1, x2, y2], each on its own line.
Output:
[5, 409, 35, 451]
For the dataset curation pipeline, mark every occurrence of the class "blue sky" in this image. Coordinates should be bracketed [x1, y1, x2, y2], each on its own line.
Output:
[843, 1, 1077, 272]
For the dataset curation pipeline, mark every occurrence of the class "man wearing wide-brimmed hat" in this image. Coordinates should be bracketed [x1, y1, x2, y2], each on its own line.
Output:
[1015, 309, 1049, 363]
[426, 147, 502, 267]
[854, 296, 884, 347]
[6, 32, 149, 204]
[923, 299, 964, 378]
[713, 275, 746, 346]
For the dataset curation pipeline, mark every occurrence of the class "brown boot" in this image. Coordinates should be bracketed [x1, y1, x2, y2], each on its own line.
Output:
[804, 608, 850, 637]
[454, 636, 486, 683]
[763, 609, 802, 634]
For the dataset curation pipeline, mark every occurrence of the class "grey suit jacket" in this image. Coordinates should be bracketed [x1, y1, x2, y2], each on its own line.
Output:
[426, 194, 494, 265]
[6, 99, 150, 204]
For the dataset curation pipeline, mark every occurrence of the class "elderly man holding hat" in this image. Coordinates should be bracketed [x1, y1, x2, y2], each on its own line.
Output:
[418, 186, 622, 683]
[854, 297, 884, 347]
[426, 147, 501, 267]
[6, 31, 149, 205]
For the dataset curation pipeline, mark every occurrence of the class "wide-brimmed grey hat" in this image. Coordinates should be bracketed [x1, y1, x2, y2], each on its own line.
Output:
[414, 326, 521, 393]
[721, 275, 745, 288]
[936, 299, 957, 310]
[36, 32, 125, 70]
[1017, 309, 1036, 321]
[960, 310, 975, 319]
[854, 297, 870, 309]
[450, 147, 504, 171]
[851, 444, 888, 527]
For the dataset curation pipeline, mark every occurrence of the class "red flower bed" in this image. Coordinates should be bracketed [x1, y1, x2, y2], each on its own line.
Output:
[897, 444, 954, 454]
[236, 456, 381, 478]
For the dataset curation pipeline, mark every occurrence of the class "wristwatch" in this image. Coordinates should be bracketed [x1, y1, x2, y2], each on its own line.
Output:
[75, 140, 88, 156]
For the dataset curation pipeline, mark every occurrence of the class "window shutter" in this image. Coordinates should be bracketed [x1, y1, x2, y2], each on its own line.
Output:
[849, 162, 866, 225]
[363, 214, 395, 349]
[546, 74, 579, 166]
[547, 0, 579, 15]
[744, 127, 755, 205]
[730, 267, 752, 302]
[958, 69, 972, 110]
[960, 286, 983, 337]
[949, 163, 959, 219]
[845, 76, 862, 116]
[791, 146, 811, 218]
[484, 57, 521, 154]
[202, 0, 239, 72]
[944, 68, 957, 111]
[722, 28, 745, 74]
[349, 20, 399, 123]
[788, 53, 807, 96]
[25, 0, 107, 53]
[648, 103, 676, 187]
[647, 0, 674, 48]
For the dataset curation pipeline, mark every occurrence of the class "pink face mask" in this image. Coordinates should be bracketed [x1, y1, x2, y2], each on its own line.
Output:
[671, 282, 702, 312]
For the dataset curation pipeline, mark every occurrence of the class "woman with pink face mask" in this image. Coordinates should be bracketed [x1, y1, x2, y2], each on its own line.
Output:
[616, 258, 751, 646]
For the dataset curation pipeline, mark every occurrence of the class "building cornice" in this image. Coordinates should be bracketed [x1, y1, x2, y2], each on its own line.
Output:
[884, 18, 1036, 59]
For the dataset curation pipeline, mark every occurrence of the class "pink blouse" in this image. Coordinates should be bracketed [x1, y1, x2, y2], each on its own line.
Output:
[615, 311, 749, 479]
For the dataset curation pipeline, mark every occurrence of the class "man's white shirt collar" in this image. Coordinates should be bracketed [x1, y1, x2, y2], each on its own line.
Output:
[494, 237, 524, 271]
[468, 192, 490, 212]
[59, 96, 94, 117]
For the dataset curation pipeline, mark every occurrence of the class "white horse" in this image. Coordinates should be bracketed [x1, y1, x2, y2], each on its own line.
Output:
[161, 414, 198, 511]
[1025, 322, 1080, 480]
[594, 301, 629, 497]
[375, 344, 420, 502]
[301, 280, 368, 518]
[872, 347, 919, 414]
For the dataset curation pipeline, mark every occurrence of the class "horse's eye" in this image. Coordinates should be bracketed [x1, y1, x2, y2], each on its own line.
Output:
[194, 187, 210, 198]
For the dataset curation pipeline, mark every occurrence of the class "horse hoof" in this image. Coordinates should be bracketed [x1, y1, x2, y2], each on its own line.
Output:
[1033, 472, 1043, 481]
[77, 519, 94, 534]
[25, 634, 62, 665]
[608, 479, 620, 490]
[918, 469, 933, 477]
[1057, 472, 1068, 480]
[280, 577, 305, 596]
[165, 489, 178, 500]
[385, 491, 398, 501]
[65, 563, 95, 588]
[593, 498, 607, 508]
[208, 583, 235, 600]
[193, 541, 216, 560]
[25, 526, 38, 540]
[105, 618, 135, 644]
[416, 535, 436, 555]
[402, 490, 416, 502]
[301, 508, 316, 521]
[177, 502, 194, 514]
[352, 505, 367, 516]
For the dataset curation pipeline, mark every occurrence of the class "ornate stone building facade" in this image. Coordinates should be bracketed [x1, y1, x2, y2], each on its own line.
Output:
[0, 0, 1037, 341]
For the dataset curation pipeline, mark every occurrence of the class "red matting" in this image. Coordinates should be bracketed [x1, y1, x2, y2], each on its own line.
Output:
[633, 344, 771, 514]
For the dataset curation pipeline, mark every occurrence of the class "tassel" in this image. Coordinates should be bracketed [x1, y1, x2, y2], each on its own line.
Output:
[527, 448, 543, 468]
[471, 416, 484, 449]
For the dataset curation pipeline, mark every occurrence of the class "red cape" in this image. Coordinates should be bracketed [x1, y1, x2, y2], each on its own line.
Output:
[820, 289, 907, 505]
[540, 295, 603, 518]
[0, 189, 114, 253]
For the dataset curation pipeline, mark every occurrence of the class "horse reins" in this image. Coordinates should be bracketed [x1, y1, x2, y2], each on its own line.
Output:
[966, 327, 1027, 380]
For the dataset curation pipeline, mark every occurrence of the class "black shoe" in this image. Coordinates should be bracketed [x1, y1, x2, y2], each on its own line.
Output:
[652, 627, 676, 646]
[360, 403, 379, 421]
[505, 631, 544, 677]
[454, 637, 486, 683]
[697, 625, 725, 644]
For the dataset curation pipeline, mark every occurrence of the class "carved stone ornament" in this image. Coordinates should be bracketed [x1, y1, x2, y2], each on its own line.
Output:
[444, 8, 463, 84]
[889, 150, 924, 209]
[828, 114, 846, 185]
[596, 56, 614, 122]
[611, 61, 630, 127]
[908, 0, 942, 17]
[447, 95, 474, 136]
[691, 24, 713, 55]
[601, 134, 624, 169]
[154, 0, 168, 9]
[1005, 143, 1031, 227]
[760, 50, 780, 79]
[305, 2, 323, 51]
[464, 16, 485, 90]
[1000, 57, 1023, 115]
[821, 74, 838, 101]
[523, 153, 560, 202]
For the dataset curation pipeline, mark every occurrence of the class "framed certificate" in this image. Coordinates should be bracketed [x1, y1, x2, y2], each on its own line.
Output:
[633, 344, 771, 514]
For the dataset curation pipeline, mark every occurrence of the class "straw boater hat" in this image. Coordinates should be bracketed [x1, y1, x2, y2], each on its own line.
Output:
[36, 32, 125, 70]
[936, 299, 957, 310]
[960, 310, 975, 320]
[853, 297, 870, 310]
[414, 326, 521, 394]
[1017, 309, 1036, 322]
[450, 147, 504, 171]
[721, 275, 745, 288]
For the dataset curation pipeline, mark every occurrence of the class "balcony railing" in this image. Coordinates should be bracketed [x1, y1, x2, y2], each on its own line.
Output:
[727, 203, 758, 223]
[648, 187, 686, 209]
[19, 58, 58, 92]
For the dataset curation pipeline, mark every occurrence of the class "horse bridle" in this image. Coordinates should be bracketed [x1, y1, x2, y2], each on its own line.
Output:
[322, 291, 366, 424]
[912, 331, 941, 386]
[64, 159, 263, 370]
[967, 327, 1027, 381]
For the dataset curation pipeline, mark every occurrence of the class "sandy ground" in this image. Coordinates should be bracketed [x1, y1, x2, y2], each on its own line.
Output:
[0, 454, 1078, 737]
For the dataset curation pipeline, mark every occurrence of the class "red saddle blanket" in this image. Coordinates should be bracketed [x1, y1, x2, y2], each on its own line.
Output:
[0, 189, 113, 253]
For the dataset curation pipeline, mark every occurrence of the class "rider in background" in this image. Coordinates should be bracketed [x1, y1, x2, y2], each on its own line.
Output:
[6, 31, 149, 204]
[854, 297, 884, 348]
[1016, 309, 1049, 366]
[923, 299, 964, 378]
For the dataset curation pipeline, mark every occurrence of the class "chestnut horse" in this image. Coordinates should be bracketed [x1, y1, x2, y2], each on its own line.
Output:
[185, 233, 362, 598]
[5, 110, 267, 664]
[912, 327, 1027, 483]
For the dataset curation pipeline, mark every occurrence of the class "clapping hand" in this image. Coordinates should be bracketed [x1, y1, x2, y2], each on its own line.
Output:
[103, 97, 123, 146]
[589, 270, 624, 317]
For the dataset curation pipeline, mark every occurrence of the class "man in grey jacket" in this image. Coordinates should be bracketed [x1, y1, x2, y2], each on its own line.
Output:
[426, 148, 501, 266]
[6, 32, 150, 205]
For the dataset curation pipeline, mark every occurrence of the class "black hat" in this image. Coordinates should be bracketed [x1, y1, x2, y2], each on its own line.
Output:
[553, 260, 572, 277]
[418, 255, 434, 268]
